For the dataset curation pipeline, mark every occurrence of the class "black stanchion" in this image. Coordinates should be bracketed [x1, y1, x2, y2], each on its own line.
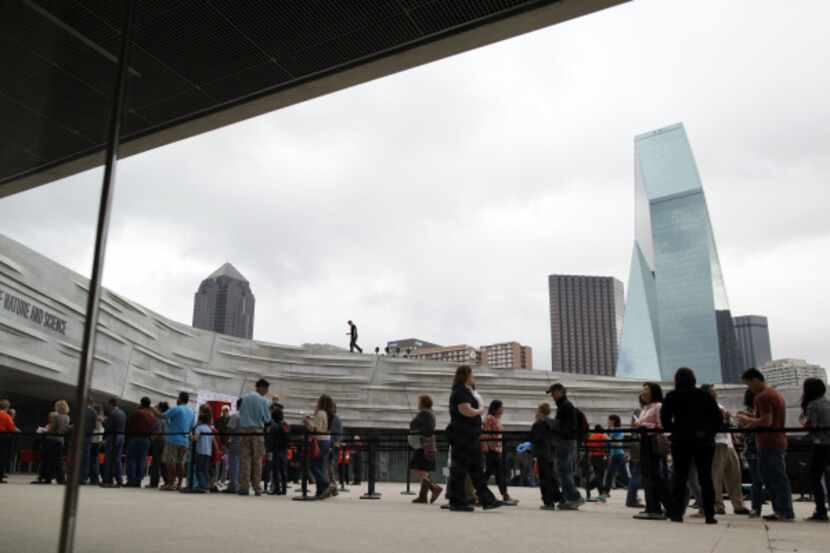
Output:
[338, 446, 350, 493]
[360, 436, 381, 500]
[401, 444, 415, 495]
[293, 429, 315, 501]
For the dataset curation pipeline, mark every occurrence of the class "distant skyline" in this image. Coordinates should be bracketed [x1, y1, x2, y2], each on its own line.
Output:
[0, 0, 828, 371]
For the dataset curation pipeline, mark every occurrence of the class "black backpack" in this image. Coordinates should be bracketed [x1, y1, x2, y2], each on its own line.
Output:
[575, 408, 589, 443]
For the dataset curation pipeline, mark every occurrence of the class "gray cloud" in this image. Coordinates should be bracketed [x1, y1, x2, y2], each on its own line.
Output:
[1, 0, 829, 370]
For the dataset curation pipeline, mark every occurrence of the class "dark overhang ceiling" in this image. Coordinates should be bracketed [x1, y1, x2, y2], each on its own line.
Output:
[0, 0, 627, 197]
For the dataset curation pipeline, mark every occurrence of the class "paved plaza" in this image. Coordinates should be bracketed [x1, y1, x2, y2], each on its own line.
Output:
[0, 475, 825, 553]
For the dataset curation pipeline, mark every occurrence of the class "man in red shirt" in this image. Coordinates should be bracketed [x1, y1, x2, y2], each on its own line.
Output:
[125, 397, 157, 487]
[0, 399, 19, 483]
[737, 369, 794, 522]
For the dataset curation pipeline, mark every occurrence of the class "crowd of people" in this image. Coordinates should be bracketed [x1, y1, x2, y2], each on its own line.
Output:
[407, 364, 830, 523]
[1, 366, 829, 524]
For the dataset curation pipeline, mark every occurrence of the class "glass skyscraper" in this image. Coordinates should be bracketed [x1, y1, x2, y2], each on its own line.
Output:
[616, 124, 743, 384]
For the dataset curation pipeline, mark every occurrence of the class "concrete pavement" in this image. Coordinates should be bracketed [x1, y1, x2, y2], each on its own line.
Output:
[0, 475, 825, 553]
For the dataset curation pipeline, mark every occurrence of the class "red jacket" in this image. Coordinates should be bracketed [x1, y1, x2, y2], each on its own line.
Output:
[0, 411, 16, 432]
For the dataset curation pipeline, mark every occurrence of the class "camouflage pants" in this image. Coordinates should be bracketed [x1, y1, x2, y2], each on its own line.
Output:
[239, 428, 265, 493]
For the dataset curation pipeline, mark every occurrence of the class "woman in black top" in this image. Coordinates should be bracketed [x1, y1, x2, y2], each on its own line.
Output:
[446, 365, 503, 512]
[409, 395, 442, 504]
[660, 367, 723, 524]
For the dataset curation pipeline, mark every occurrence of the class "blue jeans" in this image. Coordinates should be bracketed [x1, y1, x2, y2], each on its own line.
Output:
[626, 461, 642, 505]
[758, 448, 794, 519]
[126, 438, 150, 485]
[603, 453, 627, 494]
[310, 439, 331, 496]
[81, 439, 95, 484]
[555, 440, 582, 502]
[747, 455, 766, 512]
[226, 446, 240, 491]
[103, 436, 124, 485]
[195, 454, 211, 491]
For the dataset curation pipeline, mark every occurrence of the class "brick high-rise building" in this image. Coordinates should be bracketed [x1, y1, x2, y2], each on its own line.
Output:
[549, 274, 624, 376]
[193, 263, 255, 339]
[410, 345, 481, 365]
[481, 342, 533, 369]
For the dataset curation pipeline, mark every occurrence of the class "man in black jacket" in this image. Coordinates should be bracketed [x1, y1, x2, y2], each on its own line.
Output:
[347, 321, 363, 353]
[660, 367, 723, 524]
[547, 383, 583, 509]
[531, 402, 565, 509]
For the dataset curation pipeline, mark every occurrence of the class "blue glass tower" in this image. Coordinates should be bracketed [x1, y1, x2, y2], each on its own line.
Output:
[616, 124, 743, 384]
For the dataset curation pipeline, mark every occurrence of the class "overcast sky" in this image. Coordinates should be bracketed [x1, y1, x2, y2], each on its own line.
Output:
[1, 0, 828, 372]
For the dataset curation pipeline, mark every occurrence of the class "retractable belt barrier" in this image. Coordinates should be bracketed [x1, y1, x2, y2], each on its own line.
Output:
[5, 425, 828, 501]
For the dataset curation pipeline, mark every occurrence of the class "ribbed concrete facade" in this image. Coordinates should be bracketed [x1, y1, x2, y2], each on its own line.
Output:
[0, 233, 679, 429]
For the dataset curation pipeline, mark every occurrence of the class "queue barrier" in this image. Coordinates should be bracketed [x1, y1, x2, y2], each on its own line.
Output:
[5, 424, 829, 501]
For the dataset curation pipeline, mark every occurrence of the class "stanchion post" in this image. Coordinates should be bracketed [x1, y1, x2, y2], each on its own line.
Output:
[401, 436, 414, 495]
[338, 444, 350, 493]
[293, 428, 315, 501]
[360, 435, 381, 500]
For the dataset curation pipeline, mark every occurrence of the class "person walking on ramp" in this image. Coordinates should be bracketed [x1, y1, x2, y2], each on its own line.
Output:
[347, 321, 363, 353]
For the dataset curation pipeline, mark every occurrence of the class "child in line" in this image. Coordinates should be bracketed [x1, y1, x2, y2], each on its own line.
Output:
[531, 402, 565, 510]
[193, 411, 213, 492]
[268, 407, 289, 495]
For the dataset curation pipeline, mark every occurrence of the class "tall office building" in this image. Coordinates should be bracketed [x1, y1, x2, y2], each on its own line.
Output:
[193, 263, 255, 339]
[549, 275, 624, 376]
[734, 315, 772, 371]
[616, 123, 743, 384]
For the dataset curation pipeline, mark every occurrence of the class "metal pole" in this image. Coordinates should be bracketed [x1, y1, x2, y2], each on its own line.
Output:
[401, 438, 414, 495]
[360, 435, 381, 499]
[58, 2, 135, 552]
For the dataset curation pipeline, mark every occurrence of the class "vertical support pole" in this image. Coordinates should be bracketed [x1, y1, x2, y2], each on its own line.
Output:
[57, 2, 135, 552]
[360, 435, 381, 499]
[401, 437, 414, 495]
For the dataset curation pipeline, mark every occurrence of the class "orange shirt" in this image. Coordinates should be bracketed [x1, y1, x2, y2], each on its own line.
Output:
[0, 411, 17, 432]
[587, 432, 609, 457]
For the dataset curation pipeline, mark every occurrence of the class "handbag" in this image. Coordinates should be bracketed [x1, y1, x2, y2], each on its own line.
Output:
[407, 434, 423, 450]
[310, 438, 321, 458]
[649, 433, 670, 456]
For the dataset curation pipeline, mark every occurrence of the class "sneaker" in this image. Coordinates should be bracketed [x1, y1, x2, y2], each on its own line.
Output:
[762, 514, 794, 523]
[705, 518, 718, 525]
[237, 490, 250, 496]
[633, 512, 667, 521]
[734, 507, 750, 515]
[805, 513, 829, 523]
[558, 501, 580, 511]
[540, 504, 558, 511]
[597, 495, 608, 503]
[748, 510, 762, 519]
[626, 501, 645, 509]
[483, 500, 505, 511]
[449, 504, 475, 512]
[502, 498, 519, 506]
